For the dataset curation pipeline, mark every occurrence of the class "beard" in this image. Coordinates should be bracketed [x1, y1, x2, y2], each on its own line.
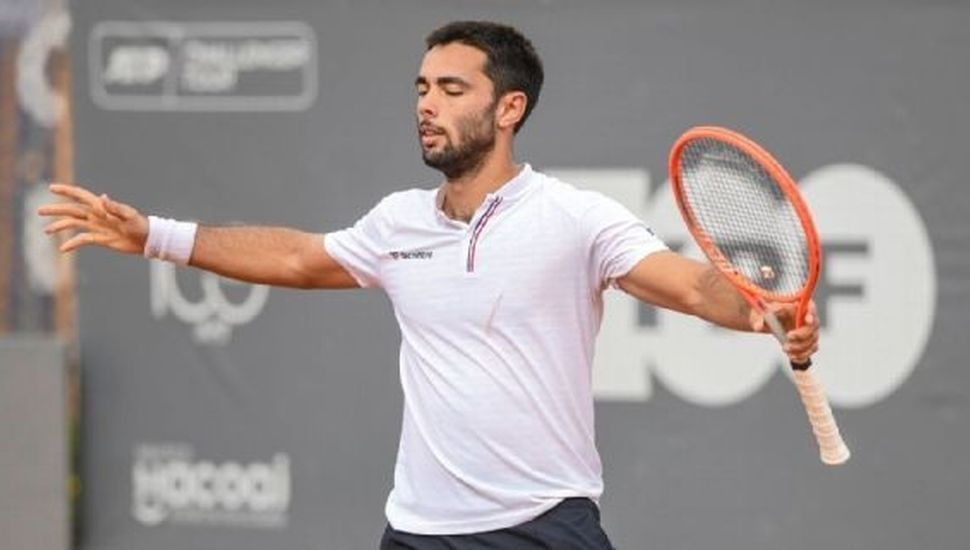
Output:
[420, 106, 497, 180]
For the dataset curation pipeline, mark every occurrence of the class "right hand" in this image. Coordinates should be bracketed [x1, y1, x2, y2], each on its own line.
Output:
[38, 183, 149, 255]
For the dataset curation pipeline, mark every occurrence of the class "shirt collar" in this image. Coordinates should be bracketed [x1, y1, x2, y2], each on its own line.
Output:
[488, 162, 534, 202]
[435, 163, 535, 211]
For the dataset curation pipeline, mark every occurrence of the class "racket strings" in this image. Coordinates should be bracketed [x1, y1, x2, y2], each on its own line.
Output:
[678, 138, 810, 296]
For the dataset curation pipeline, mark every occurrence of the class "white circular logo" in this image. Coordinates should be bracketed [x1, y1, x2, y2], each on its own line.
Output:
[150, 261, 270, 345]
[551, 164, 936, 408]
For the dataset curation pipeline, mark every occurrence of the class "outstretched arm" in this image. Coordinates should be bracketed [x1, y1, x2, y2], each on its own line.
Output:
[38, 183, 358, 289]
[616, 250, 819, 363]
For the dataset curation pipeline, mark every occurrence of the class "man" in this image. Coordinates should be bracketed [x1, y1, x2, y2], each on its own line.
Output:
[41, 21, 818, 550]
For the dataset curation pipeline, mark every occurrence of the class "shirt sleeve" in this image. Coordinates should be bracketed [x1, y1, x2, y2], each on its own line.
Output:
[323, 196, 393, 289]
[584, 192, 668, 288]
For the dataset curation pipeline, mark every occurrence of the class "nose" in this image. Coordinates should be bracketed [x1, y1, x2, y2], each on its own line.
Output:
[417, 91, 437, 120]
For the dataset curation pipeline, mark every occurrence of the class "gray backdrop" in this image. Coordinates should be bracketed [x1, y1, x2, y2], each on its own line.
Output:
[70, 1, 969, 549]
[0, 337, 69, 550]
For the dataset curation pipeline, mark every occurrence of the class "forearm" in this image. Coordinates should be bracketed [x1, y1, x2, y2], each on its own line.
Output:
[618, 252, 752, 331]
[690, 265, 754, 331]
[39, 185, 355, 289]
[189, 225, 323, 288]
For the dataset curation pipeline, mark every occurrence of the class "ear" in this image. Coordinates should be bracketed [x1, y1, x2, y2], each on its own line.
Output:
[495, 91, 527, 131]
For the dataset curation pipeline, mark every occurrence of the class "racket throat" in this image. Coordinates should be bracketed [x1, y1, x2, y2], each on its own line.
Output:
[763, 310, 788, 344]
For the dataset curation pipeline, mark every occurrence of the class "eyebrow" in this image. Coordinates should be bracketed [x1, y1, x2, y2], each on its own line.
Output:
[414, 76, 471, 88]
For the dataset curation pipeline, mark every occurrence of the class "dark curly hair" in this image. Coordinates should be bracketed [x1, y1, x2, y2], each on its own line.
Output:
[425, 21, 544, 133]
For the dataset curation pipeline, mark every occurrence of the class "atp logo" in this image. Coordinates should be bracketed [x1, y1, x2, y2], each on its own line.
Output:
[150, 261, 270, 345]
[550, 165, 936, 408]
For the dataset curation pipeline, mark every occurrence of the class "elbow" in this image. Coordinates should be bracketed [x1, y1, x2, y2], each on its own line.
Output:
[280, 251, 317, 289]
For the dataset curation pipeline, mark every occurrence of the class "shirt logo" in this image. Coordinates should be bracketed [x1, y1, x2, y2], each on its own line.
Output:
[389, 250, 433, 260]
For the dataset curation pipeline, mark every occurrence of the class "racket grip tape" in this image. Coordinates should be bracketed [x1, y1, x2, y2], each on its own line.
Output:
[792, 369, 851, 465]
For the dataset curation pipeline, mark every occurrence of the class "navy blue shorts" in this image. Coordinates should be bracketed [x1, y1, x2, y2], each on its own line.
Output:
[380, 498, 616, 549]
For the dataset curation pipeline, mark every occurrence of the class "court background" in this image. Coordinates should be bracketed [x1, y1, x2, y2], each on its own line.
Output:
[3, 1, 968, 549]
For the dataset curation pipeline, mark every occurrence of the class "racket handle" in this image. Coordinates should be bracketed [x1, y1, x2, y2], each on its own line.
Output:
[792, 368, 851, 465]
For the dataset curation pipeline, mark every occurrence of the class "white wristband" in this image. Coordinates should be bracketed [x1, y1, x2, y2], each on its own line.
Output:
[144, 215, 198, 265]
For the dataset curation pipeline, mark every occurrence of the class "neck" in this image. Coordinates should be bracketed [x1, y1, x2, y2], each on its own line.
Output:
[441, 146, 519, 223]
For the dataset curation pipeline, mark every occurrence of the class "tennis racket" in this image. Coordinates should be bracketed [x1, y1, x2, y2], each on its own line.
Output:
[669, 126, 850, 465]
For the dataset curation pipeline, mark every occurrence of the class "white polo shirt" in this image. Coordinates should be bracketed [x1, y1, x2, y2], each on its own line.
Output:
[325, 164, 667, 535]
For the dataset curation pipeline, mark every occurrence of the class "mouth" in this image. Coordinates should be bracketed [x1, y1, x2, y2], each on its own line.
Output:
[419, 125, 446, 148]
[421, 134, 441, 148]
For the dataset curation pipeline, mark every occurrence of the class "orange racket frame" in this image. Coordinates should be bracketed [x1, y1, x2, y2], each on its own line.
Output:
[669, 126, 850, 465]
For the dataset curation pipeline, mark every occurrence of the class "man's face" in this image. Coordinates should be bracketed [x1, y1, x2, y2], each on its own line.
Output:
[415, 43, 498, 179]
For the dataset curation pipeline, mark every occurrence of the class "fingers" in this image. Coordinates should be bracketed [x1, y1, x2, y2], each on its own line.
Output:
[784, 301, 820, 363]
[92, 194, 110, 219]
[785, 302, 819, 341]
[48, 183, 102, 208]
[756, 300, 822, 363]
[41, 184, 139, 220]
[39, 185, 109, 224]
[59, 231, 112, 253]
[37, 203, 89, 219]
[41, 201, 111, 233]
[39, 184, 147, 256]
[45, 217, 108, 253]
[784, 337, 818, 364]
[803, 300, 818, 327]
[44, 217, 94, 235]
[101, 193, 139, 221]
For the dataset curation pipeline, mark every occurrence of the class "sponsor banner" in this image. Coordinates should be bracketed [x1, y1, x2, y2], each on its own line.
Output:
[132, 443, 291, 529]
[70, 2, 969, 549]
[89, 21, 317, 111]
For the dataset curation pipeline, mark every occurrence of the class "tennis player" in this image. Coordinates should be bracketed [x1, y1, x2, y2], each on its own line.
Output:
[40, 21, 819, 550]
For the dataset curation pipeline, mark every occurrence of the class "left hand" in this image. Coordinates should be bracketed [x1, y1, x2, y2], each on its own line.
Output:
[39, 183, 149, 255]
[749, 300, 820, 365]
